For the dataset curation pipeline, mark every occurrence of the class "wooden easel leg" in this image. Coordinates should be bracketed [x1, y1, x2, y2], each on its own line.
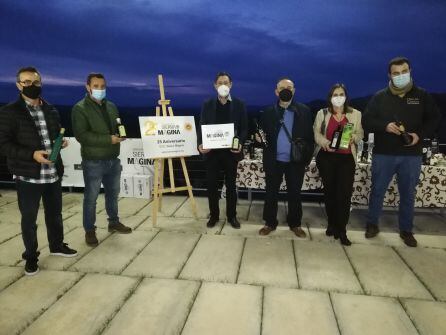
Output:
[159, 158, 165, 211]
[152, 159, 160, 227]
[168, 158, 175, 193]
[180, 157, 197, 218]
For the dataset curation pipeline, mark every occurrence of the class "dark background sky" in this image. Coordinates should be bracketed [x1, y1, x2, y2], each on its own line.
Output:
[0, 0, 445, 108]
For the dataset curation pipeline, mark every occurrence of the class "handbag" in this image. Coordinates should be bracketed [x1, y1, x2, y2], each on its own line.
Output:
[278, 118, 313, 165]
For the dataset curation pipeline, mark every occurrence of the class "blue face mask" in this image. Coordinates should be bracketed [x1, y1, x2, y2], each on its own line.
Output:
[392, 72, 411, 89]
[91, 89, 106, 101]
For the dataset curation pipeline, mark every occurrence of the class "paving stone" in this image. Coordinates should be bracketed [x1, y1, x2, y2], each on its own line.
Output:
[22, 273, 138, 335]
[182, 282, 262, 335]
[0, 266, 23, 290]
[123, 231, 200, 278]
[179, 235, 244, 283]
[238, 238, 298, 288]
[401, 299, 446, 335]
[345, 244, 432, 299]
[294, 240, 362, 294]
[70, 230, 158, 274]
[65, 194, 107, 214]
[332, 293, 418, 335]
[0, 228, 52, 266]
[310, 227, 446, 249]
[0, 223, 21, 243]
[140, 195, 187, 217]
[115, 197, 150, 215]
[397, 247, 446, 301]
[302, 203, 327, 228]
[137, 216, 222, 234]
[220, 220, 310, 240]
[0, 270, 82, 335]
[103, 278, 200, 335]
[32, 227, 111, 271]
[174, 196, 225, 219]
[263, 287, 339, 335]
[247, 201, 287, 224]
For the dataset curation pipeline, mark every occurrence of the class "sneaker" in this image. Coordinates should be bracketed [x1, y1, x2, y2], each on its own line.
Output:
[50, 243, 78, 257]
[290, 227, 307, 238]
[400, 231, 417, 247]
[85, 230, 99, 246]
[25, 260, 39, 276]
[206, 217, 219, 228]
[365, 224, 379, 239]
[108, 222, 132, 234]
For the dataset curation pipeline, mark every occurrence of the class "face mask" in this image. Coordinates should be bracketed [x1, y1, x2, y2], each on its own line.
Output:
[22, 84, 42, 99]
[331, 96, 346, 108]
[392, 72, 411, 89]
[279, 88, 293, 102]
[217, 85, 230, 97]
[91, 89, 106, 101]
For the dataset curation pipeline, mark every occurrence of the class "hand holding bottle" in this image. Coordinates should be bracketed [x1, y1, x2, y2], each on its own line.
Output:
[111, 135, 125, 144]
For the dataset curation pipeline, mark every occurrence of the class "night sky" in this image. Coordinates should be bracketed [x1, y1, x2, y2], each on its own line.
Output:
[0, 0, 445, 108]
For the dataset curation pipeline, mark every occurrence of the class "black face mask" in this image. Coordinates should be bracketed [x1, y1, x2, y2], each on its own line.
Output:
[278, 88, 293, 102]
[22, 84, 42, 100]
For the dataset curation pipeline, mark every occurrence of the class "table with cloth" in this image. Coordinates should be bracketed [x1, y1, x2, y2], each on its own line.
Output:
[236, 159, 446, 208]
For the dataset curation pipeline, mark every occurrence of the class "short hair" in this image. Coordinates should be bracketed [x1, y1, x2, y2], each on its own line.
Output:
[87, 73, 106, 85]
[388, 57, 411, 74]
[276, 77, 294, 86]
[327, 83, 352, 114]
[16, 66, 40, 82]
[214, 72, 232, 83]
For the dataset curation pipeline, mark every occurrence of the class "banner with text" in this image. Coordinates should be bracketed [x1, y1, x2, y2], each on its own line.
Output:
[139, 116, 199, 159]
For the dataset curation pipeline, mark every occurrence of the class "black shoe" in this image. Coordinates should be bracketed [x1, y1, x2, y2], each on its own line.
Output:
[206, 217, 219, 228]
[228, 218, 241, 229]
[400, 231, 417, 247]
[325, 226, 334, 236]
[25, 260, 39, 276]
[365, 224, 379, 239]
[50, 243, 78, 258]
[340, 235, 352, 246]
[85, 230, 99, 246]
[108, 222, 132, 234]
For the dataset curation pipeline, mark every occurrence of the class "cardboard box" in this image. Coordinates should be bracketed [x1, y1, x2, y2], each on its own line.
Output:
[133, 175, 152, 200]
[120, 175, 134, 197]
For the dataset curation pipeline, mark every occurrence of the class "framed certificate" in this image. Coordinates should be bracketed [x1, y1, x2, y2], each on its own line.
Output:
[201, 123, 234, 149]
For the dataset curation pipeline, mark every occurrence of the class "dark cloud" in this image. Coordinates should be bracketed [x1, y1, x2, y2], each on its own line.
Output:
[0, 0, 445, 106]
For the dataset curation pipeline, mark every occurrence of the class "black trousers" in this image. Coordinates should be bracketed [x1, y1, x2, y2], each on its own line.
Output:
[205, 150, 238, 220]
[316, 151, 356, 235]
[16, 179, 64, 261]
[263, 160, 305, 229]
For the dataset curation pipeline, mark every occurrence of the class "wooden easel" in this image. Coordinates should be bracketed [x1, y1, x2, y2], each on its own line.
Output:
[151, 74, 197, 226]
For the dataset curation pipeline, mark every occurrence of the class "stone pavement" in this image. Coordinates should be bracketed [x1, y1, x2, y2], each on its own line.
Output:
[0, 191, 446, 335]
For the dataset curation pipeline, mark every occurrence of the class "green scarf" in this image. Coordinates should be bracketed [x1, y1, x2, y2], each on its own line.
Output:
[388, 79, 413, 96]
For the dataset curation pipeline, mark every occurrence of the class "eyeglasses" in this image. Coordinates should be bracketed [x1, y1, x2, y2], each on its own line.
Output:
[18, 80, 42, 87]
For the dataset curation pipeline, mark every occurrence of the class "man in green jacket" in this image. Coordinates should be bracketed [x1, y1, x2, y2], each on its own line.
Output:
[72, 73, 132, 246]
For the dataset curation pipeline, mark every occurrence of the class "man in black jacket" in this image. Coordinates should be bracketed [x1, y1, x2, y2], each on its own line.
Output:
[0, 67, 77, 275]
[363, 57, 441, 247]
[257, 78, 314, 237]
[198, 72, 248, 229]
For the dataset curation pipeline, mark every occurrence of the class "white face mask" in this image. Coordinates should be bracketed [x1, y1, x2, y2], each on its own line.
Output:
[331, 96, 346, 108]
[392, 72, 411, 89]
[217, 84, 230, 97]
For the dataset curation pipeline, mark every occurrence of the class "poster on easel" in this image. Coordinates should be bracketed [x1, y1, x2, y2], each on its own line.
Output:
[139, 116, 199, 159]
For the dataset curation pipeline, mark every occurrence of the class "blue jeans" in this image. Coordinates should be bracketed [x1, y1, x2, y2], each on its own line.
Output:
[367, 154, 422, 232]
[82, 158, 121, 231]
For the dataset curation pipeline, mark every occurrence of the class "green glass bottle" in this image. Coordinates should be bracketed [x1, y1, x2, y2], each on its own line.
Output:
[49, 128, 65, 163]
